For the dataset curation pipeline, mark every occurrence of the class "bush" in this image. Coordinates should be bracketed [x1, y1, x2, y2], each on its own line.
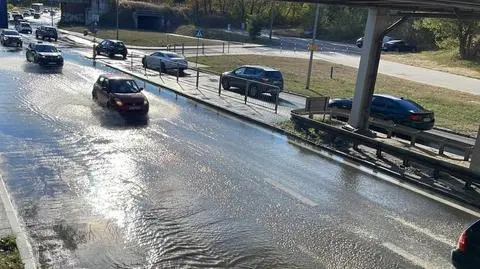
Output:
[246, 14, 264, 40]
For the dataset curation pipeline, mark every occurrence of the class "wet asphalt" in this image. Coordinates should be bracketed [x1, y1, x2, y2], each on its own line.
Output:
[0, 29, 478, 268]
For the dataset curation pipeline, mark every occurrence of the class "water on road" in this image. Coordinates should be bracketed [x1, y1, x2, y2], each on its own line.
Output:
[0, 44, 477, 268]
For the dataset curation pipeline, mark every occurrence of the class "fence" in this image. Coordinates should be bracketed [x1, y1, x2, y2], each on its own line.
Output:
[124, 51, 280, 114]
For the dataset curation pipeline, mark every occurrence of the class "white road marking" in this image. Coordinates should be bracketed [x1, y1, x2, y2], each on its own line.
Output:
[387, 215, 456, 247]
[264, 178, 318, 207]
[297, 244, 321, 260]
[382, 242, 432, 269]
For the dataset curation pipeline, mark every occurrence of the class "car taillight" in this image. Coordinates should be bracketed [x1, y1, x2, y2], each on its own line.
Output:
[409, 114, 422, 121]
[457, 230, 467, 251]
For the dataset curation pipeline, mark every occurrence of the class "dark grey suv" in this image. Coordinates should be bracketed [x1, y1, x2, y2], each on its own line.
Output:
[221, 65, 284, 99]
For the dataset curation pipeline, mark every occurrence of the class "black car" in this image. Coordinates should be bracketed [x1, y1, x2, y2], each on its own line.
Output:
[328, 94, 435, 130]
[96, 40, 128, 59]
[92, 74, 149, 116]
[25, 42, 64, 67]
[0, 29, 22, 47]
[382, 40, 417, 52]
[452, 219, 480, 269]
[221, 65, 284, 99]
[36, 26, 58, 41]
[12, 14, 23, 21]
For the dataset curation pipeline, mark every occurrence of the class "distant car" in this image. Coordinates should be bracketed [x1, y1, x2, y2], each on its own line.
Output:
[15, 22, 32, 34]
[33, 12, 41, 19]
[29, 8, 35, 14]
[0, 29, 22, 47]
[328, 94, 435, 130]
[382, 40, 417, 52]
[12, 14, 23, 22]
[92, 74, 149, 116]
[452, 219, 480, 269]
[221, 65, 284, 99]
[95, 40, 128, 59]
[356, 36, 393, 48]
[23, 11, 30, 17]
[25, 42, 64, 67]
[36, 26, 58, 41]
[43, 9, 49, 14]
[141, 51, 188, 73]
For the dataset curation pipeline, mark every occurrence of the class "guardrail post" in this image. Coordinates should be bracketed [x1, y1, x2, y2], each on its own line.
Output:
[222, 42, 225, 54]
[174, 44, 176, 52]
[130, 52, 133, 71]
[274, 90, 279, 114]
[218, 75, 222, 96]
[202, 43, 205, 55]
[196, 68, 200, 89]
[376, 147, 382, 158]
[403, 158, 410, 167]
[182, 43, 185, 55]
[176, 62, 179, 82]
[228, 42, 230, 54]
[470, 126, 480, 175]
[244, 81, 249, 104]
[330, 66, 334, 79]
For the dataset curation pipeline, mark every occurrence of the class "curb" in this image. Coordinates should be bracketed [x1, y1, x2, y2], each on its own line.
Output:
[105, 63, 480, 214]
[433, 126, 477, 139]
[0, 175, 36, 269]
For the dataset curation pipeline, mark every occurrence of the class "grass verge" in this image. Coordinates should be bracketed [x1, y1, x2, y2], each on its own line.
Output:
[0, 235, 23, 269]
[60, 26, 222, 47]
[193, 54, 480, 134]
[382, 50, 480, 79]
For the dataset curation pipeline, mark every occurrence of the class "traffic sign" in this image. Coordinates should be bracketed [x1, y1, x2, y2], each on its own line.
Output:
[195, 28, 203, 38]
[308, 43, 317, 51]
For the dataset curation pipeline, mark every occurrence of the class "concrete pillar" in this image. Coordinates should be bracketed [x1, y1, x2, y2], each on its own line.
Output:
[470, 126, 480, 174]
[0, 0, 7, 29]
[347, 8, 388, 133]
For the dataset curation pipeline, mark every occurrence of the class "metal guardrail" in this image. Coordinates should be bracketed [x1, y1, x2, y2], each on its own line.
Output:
[291, 111, 480, 189]
[328, 107, 474, 161]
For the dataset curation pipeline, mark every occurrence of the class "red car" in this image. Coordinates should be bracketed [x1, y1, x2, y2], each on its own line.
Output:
[452, 219, 480, 269]
[92, 74, 149, 116]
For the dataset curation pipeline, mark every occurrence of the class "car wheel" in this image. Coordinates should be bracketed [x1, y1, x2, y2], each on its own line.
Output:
[54, 38, 57, 42]
[271, 93, 279, 101]
[108, 52, 114, 58]
[92, 92, 97, 101]
[248, 84, 259, 97]
[122, 53, 127, 60]
[18, 42, 22, 47]
[160, 62, 166, 72]
[222, 77, 230, 90]
[411, 47, 417, 53]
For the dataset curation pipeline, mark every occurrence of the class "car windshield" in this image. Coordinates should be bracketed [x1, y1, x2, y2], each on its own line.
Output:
[109, 79, 140, 93]
[21, 23, 30, 27]
[35, 45, 58, 52]
[45, 28, 56, 32]
[114, 42, 125, 47]
[4, 31, 19, 35]
[165, 53, 179, 58]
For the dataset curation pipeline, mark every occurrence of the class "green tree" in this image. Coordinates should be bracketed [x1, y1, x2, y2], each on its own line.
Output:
[247, 13, 264, 39]
[416, 18, 479, 59]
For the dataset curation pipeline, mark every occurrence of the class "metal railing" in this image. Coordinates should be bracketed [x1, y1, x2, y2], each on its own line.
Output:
[291, 111, 480, 190]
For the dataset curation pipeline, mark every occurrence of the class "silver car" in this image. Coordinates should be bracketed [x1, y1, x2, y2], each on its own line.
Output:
[142, 51, 188, 73]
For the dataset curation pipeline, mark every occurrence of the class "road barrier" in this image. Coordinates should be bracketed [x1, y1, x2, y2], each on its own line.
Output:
[291, 111, 480, 190]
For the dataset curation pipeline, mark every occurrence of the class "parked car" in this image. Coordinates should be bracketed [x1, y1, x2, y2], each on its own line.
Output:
[356, 36, 393, 48]
[25, 42, 64, 67]
[382, 40, 417, 52]
[92, 74, 149, 116]
[328, 94, 435, 130]
[141, 51, 188, 73]
[95, 40, 128, 59]
[36, 26, 58, 41]
[15, 22, 32, 34]
[0, 29, 22, 47]
[221, 65, 284, 99]
[452, 219, 480, 269]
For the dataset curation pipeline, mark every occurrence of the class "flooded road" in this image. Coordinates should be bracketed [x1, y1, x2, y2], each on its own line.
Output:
[0, 45, 477, 268]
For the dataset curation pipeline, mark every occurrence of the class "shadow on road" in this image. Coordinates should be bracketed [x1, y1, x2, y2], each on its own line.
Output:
[91, 105, 149, 129]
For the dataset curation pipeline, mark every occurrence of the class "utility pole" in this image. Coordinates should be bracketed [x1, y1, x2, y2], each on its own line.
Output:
[269, 2, 274, 40]
[116, 0, 119, 40]
[306, 4, 320, 90]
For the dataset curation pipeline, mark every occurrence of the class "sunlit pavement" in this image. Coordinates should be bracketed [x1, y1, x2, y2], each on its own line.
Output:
[0, 18, 478, 268]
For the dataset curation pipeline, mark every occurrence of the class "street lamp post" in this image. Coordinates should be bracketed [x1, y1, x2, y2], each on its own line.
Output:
[116, 0, 119, 40]
[306, 3, 320, 90]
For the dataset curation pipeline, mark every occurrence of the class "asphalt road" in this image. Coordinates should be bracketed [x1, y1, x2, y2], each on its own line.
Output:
[0, 23, 479, 268]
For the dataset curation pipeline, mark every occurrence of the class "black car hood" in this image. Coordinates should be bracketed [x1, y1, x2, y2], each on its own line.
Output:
[111, 92, 146, 103]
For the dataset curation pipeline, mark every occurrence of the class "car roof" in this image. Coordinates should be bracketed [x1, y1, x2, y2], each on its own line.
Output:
[387, 40, 403, 44]
[105, 39, 124, 43]
[240, 65, 279, 71]
[101, 74, 132, 80]
[374, 94, 404, 100]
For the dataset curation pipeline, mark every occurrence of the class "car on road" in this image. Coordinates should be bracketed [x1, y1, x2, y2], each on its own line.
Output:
[328, 94, 435, 130]
[12, 14, 24, 22]
[382, 40, 417, 52]
[452, 219, 480, 269]
[15, 22, 32, 34]
[23, 11, 30, 17]
[95, 40, 128, 59]
[0, 29, 22, 47]
[33, 12, 41, 19]
[356, 36, 393, 48]
[25, 42, 64, 67]
[221, 65, 284, 99]
[141, 51, 188, 73]
[92, 74, 149, 116]
[36, 26, 58, 41]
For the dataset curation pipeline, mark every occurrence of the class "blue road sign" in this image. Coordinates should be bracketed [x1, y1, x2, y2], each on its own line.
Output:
[195, 28, 204, 38]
